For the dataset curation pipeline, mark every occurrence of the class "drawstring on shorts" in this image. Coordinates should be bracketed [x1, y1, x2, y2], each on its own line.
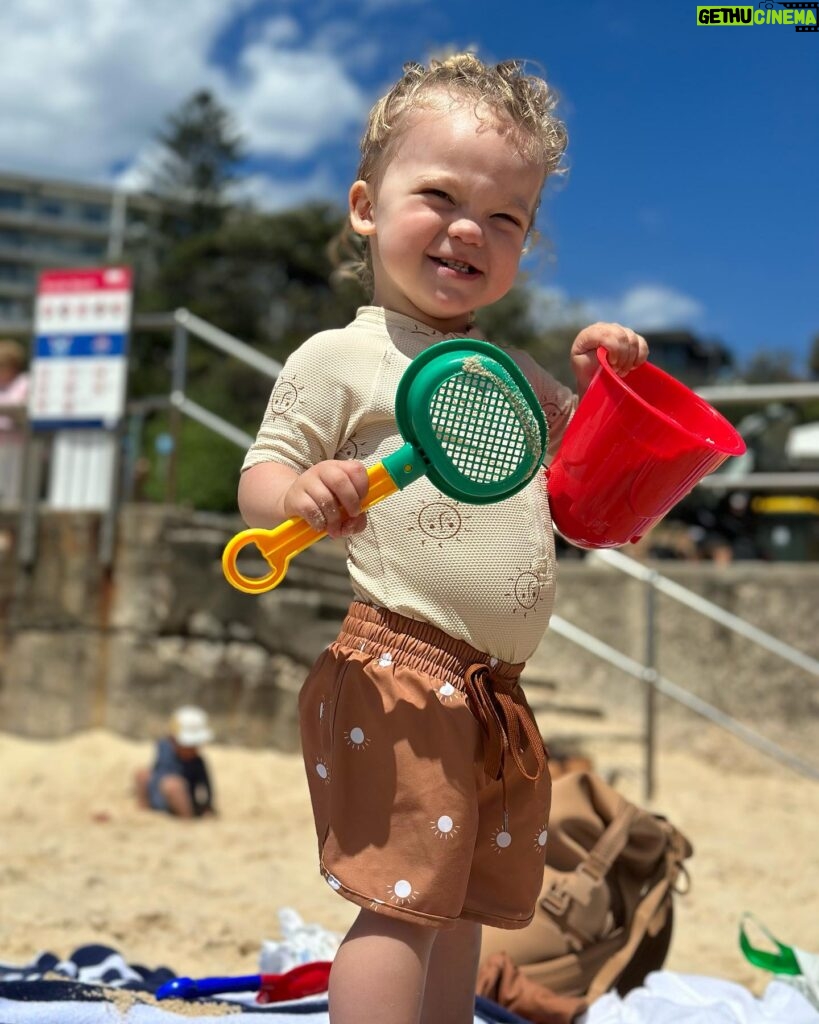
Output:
[463, 664, 547, 783]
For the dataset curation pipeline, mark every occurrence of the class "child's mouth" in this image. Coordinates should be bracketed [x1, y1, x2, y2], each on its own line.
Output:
[432, 256, 479, 276]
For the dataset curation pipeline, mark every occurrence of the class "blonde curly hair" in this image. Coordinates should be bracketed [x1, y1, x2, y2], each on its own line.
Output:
[332, 52, 568, 291]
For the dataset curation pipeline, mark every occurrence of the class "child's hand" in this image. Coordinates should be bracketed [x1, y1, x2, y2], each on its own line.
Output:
[283, 459, 370, 538]
[570, 322, 648, 396]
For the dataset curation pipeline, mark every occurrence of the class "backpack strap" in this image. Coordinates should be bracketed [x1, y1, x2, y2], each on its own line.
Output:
[540, 803, 638, 927]
[585, 824, 690, 1000]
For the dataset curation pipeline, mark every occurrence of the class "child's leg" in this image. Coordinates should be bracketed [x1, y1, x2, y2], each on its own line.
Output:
[329, 908, 437, 1024]
[421, 919, 482, 1024]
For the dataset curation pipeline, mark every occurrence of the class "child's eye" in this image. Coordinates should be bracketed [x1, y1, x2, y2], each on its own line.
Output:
[423, 189, 452, 202]
[494, 212, 524, 228]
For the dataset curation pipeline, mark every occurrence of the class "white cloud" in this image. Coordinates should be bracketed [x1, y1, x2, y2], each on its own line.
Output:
[532, 283, 705, 333]
[0, 0, 368, 192]
[529, 286, 588, 329]
[229, 169, 342, 212]
[226, 44, 367, 160]
[586, 284, 704, 331]
[0, 0, 230, 182]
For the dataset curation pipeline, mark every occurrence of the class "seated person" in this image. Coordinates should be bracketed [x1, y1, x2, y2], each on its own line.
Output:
[134, 706, 216, 818]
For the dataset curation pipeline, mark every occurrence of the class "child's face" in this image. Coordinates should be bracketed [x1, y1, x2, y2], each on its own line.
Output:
[350, 101, 543, 334]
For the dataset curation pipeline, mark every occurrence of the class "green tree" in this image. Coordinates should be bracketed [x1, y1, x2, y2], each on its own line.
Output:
[809, 333, 819, 380]
[151, 89, 245, 240]
[742, 349, 798, 384]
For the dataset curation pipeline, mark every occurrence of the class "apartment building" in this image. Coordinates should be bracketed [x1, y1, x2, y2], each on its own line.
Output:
[0, 170, 162, 325]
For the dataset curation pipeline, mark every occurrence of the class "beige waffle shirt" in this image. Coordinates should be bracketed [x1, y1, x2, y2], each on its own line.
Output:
[243, 306, 577, 663]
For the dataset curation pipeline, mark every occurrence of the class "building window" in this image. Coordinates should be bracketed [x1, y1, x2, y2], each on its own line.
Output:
[0, 261, 33, 282]
[37, 198, 65, 218]
[0, 296, 27, 318]
[0, 189, 25, 211]
[80, 202, 108, 224]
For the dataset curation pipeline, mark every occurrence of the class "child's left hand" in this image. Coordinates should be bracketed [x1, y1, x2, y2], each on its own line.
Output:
[570, 322, 648, 396]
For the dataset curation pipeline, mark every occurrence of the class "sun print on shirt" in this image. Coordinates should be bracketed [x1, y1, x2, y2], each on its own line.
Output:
[407, 493, 473, 548]
[505, 565, 547, 618]
[336, 434, 374, 462]
[267, 373, 305, 418]
[540, 400, 562, 431]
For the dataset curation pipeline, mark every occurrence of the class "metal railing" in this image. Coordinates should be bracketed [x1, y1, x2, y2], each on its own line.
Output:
[168, 307, 281, 450]
[550, 547, 819, 799]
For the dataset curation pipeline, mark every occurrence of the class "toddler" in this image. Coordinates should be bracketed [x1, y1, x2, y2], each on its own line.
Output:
[239, 53, 647, 1024]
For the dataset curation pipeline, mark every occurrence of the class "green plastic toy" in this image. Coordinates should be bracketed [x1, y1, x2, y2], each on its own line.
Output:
[222, 338, 548, 594]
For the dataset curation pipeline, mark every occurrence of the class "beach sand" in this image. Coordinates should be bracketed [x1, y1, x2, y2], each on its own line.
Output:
[1, 724, 816, 998]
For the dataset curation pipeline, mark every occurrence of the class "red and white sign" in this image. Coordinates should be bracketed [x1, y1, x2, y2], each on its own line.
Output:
[28, 266, 133, 428]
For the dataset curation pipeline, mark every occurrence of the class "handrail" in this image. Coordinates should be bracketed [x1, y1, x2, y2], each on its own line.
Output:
[698, 472, 819, 490]
[174, 308, 282, 378]
[696, 381, 819, 403]
[588, 547, 819, 678]
[169, 392, 255, 449]
[549, 614, 819, 783]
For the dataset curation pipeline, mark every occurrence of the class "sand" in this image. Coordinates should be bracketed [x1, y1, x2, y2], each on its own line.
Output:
[1, 724, 816, 1000]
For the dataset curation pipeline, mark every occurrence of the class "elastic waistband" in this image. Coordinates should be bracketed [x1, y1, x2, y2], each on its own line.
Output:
[336, 601, 525, 690]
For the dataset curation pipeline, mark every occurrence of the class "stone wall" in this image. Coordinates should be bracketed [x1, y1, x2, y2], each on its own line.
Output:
[0, 504, 816, 763]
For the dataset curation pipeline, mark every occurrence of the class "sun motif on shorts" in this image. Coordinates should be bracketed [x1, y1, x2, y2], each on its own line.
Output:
[491, 826, 513, 853]
[435, 681, 461, 704]
[314, 757, 330, 782]
[430, 814, 460, 839]
[387, 879, 419, 905]
[534, 826, 549, 852]
[344, 726, 371, 751]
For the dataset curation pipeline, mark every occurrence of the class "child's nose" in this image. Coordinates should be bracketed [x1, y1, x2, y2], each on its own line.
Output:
[448, 216, 483, 245]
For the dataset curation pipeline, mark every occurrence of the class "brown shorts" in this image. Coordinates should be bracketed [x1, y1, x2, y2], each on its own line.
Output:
[299, 601, 551, 931]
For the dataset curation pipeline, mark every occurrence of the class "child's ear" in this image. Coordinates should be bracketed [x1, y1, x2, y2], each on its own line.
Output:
[349, 180, 376, 236]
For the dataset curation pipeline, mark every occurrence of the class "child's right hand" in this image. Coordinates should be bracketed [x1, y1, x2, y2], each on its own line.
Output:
[283, 460, 370, 538]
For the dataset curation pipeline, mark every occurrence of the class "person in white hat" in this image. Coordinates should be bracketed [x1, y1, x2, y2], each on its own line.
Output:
[134, 706, 216, 818]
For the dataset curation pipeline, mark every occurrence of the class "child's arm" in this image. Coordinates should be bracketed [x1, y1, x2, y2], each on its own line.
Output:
[238, 459, 369, 538]
[570, 322, 648, 397]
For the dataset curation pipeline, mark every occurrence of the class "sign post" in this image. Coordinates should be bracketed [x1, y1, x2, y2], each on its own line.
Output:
[20, 266, 134, 567]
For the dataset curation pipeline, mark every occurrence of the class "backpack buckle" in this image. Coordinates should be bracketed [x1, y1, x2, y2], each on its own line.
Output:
[540, 878, 571, 915]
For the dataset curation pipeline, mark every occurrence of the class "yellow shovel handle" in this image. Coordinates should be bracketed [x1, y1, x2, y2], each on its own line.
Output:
[222, 462, 399, 594]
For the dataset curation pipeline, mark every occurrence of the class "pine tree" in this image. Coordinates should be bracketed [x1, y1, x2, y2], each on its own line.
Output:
[151, 89, 245, 240]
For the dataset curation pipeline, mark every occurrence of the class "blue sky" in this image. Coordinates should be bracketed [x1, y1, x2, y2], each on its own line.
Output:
[1, 0, 816, 370]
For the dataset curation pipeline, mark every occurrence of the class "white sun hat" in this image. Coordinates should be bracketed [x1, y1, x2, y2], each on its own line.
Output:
[170, 705, 214, 746]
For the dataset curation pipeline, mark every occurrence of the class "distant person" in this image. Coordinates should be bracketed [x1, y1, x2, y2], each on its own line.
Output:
[134, 706, 216, 819]
[0, 339, 28, 430]
[0, 339, 30, 509]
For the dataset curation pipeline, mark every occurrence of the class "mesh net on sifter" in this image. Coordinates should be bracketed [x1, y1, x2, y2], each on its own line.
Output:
[428, 364, 543, 484]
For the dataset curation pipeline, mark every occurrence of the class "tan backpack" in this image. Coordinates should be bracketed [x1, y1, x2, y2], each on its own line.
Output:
[481, 770, 693, 1002]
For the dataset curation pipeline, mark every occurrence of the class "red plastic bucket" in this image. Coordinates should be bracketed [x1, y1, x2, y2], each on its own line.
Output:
[546, 348, 746, 548]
